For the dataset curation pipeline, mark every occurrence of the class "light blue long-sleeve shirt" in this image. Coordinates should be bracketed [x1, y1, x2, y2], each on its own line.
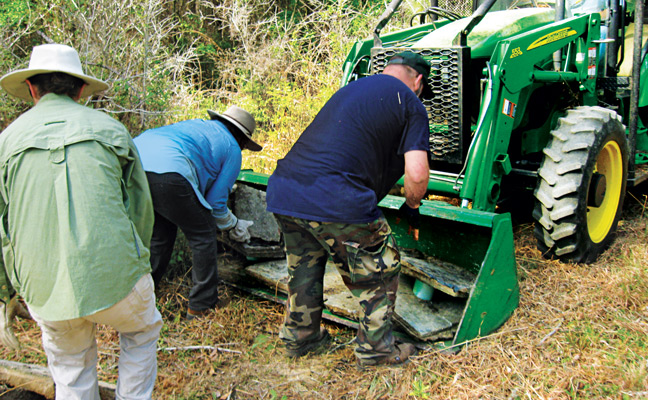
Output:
[134, 119, 242, 228]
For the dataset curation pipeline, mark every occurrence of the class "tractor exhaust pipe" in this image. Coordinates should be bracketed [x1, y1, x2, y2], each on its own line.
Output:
[453, 0, 498, 46]
[605, 0, 621, 76]
[627, 0, 645, 183]
[373, 0, 404, 48]
[553, 0, 565, 71]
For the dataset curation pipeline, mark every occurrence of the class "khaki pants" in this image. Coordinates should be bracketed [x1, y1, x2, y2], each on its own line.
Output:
[29, 274, 163, 400]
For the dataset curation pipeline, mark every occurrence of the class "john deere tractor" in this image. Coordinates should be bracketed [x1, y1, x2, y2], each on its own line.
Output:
[225, 0, 647, 346]
[342, 0, 646, 263]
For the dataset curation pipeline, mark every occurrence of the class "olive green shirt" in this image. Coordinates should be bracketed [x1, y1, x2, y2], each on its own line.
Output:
[0, 94, 154, 321]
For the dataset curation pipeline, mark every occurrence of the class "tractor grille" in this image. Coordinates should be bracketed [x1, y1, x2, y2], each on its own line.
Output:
[371, 47, 470, 164]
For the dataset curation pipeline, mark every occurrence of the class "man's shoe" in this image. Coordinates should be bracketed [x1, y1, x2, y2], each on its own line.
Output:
[285, 328, 331, 358]
[356, 343, 417, 370]
[185, 308, 211, 321]
[186, 297, 230, 321]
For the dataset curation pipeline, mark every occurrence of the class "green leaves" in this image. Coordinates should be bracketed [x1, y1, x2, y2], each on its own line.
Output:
[0, 0, 32, 29]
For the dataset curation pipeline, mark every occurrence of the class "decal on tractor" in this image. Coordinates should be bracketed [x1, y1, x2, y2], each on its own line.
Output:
[527, 27, 577, 50]
[502, 99, 516, 119]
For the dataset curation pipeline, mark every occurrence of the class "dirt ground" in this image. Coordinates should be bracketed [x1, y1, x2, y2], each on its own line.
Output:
[0, 385, 46, 400]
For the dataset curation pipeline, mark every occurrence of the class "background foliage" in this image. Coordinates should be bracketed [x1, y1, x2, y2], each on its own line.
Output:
[0, 0, 441, 172]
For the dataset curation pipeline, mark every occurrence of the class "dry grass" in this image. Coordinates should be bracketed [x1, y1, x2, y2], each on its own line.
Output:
[2, 194, 648, 399]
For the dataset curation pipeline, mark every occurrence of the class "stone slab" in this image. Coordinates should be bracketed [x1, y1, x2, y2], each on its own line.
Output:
[394, 277, 463, 341]
[245, 259, 465, 341]
[233, 184, 281, 242]
[400, 255, 476, 298]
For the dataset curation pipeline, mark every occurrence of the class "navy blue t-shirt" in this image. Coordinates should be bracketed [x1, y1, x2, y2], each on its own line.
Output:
[266, 74, 430, 223]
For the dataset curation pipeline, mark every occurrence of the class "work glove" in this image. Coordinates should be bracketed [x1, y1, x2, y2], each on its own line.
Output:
[229, 219, 254, 243]
[398, 202, 421, 241]
[0, 296, 31, 351]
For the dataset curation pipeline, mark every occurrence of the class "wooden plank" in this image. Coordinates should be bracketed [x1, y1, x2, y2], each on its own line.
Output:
[400, 255, 476, 297]
[632, 163, 648, 186]
[245, 259, 466, 341]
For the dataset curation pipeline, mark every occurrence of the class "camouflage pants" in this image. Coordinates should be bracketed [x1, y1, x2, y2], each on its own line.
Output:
[274, 214, 401, 361]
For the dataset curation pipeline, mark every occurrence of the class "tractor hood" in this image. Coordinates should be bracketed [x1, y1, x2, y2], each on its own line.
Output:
[414, 8, 555, 58]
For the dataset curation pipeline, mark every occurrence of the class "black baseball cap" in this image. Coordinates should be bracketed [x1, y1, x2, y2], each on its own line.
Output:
[386, 51, 433, 98]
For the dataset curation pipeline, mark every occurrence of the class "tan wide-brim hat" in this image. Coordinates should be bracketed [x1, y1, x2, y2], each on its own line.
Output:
[208, 106, 262, 152]
[0, 43, 109, 102]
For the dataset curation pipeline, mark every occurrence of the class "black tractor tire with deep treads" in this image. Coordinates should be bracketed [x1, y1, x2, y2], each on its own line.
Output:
[533, 106, 628, 263]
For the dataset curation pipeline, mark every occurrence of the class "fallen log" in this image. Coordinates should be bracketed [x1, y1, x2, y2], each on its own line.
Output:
[0, 359, 115, 399]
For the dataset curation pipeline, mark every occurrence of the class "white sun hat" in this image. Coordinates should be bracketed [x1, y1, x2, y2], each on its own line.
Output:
[0, 43, 109, 102]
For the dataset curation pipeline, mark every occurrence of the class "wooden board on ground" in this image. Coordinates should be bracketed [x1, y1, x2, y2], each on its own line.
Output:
[245, 259, 465, 341]
[400, 255, 476, 298]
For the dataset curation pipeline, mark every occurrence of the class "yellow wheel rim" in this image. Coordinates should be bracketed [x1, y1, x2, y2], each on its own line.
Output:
[587, 140, 623, 243]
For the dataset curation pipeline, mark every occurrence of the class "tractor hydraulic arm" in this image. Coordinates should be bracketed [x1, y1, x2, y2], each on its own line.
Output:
[459, 14, 601, 212]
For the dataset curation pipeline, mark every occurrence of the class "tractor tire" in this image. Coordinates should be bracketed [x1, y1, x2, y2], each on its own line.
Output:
[533, 106, 628, 263]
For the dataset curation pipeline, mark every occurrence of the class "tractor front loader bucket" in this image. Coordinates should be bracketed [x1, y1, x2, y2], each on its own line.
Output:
[379, 195, 519, 346]
[220, 172, 520, 347]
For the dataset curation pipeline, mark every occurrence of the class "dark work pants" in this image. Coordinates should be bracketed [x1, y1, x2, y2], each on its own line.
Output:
[146, 172, 219, 311]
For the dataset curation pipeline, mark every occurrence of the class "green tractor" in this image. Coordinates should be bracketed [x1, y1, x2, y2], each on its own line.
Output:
[342, 0, 646, 263]
[227, 0, 647, 346]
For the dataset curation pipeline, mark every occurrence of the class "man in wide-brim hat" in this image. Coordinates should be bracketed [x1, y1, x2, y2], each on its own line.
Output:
[0, 43, 163, 400]
[133, 104, 262, 320]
